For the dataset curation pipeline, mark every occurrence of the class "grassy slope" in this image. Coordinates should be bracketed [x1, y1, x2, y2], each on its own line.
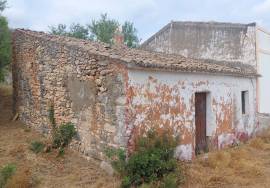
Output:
[0, 85, 120, 188]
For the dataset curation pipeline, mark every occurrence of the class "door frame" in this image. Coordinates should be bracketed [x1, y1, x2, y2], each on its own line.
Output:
[195, 92, 209, 155]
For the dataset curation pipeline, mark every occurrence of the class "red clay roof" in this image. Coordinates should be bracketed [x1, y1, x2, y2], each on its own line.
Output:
[13, 29, 258, 77]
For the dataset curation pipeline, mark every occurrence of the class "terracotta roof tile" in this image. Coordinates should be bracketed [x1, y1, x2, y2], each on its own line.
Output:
[13, 29, 258, 77]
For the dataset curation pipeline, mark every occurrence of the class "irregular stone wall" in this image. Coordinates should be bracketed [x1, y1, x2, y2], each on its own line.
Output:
[12, 31, 128, 159]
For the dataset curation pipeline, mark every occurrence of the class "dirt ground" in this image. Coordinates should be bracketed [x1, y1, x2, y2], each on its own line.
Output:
[0, 85, 120, 188]
[1, 84, 270, 188]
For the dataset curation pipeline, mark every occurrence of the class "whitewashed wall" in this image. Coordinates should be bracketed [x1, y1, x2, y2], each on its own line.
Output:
[126, 69, 257, 160]
[257, 29, 270, 113]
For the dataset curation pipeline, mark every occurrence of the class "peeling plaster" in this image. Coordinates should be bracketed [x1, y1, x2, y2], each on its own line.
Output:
[126, 69, 257, 160]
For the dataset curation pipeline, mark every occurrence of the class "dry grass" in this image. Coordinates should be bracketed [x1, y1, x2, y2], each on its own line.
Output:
[5, 167, 32, 188]
[0, 83, 12, 96]
[1, 84, 270, 188]
[249, 138, 266, 150]
[0, 85, 120, 188]
[207, 151, 231, 169]
[184, 132, 270, 188]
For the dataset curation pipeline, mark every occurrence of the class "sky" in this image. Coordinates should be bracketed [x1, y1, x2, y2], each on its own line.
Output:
[2, 0, 270, 42]
[2, 0, 270, 112]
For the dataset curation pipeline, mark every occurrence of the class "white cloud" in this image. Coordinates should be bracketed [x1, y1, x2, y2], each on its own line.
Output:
[253, 0, 270, 14]
[2, 0, 158, 33]
[1, 0, 270, 40]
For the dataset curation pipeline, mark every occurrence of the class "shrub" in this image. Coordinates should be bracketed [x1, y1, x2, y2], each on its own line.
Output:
[160, 173, 177, 188]
[52, 122, 76, 149]
[30, 141, 45, 153]
[48, 102, 56, 129]
[106, 130, 180, 187]
[121, 176, 131, 188]
[57, 147, 65, 157]
[47, 104, 77, 156]
[105, 148, 126, 175]
[0, 164, 16, 188]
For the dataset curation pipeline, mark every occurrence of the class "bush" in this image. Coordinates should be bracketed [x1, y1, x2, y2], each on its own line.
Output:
[57, 147, 65, 157]
[0, 16, 11, 83]
[160, 173, 177, 188]
[52, 122, 76, 149]
[105, 148, 126, 175]
[30, 141, 45, 153]
[121, 176, 131, 188]
[106, 130, 180, 187]
[0, 164, 16, 188]
[47, 104, 77, 156]
[48, 103, 56, 129]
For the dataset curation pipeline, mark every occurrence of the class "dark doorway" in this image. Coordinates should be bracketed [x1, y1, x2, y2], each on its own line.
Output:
[195, 92, 208, 155]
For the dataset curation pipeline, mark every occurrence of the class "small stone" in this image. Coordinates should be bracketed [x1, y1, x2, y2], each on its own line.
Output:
[100, 70, 112, 76]
[95, 78, 102, 86]
[100, 161, 114, 176]
[99, 87, 107, 92]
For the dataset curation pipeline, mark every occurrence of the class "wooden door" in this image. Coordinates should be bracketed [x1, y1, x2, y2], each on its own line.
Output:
[195, 93, 207, 155]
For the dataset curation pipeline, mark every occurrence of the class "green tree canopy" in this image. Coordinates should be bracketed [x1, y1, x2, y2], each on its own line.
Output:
[48, 24, 68, 36]
[69, 23, 89, 40]
[122, 21, 139, 48]
[0, 0, 11, 82]
[88, 13, 119, 44]
[49, 23, 90, 40]
[0, 0, 7, 12]
[49, 14, 140, 48]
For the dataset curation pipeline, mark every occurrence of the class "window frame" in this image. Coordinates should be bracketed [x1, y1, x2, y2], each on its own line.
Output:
[241, 91, 249, 115]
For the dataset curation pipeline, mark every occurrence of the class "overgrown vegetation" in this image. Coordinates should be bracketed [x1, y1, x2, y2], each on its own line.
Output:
[0, 0, 11, 82]
[5, 168, 33, 188]
[30, 141, 45, 153]
[48, 102, 56, 130]
[48, 102, 76, 155]
[0, 164, 16, 188]
[185, 133, 270, 187]
[52, 122, 76, 149]
[49, 13, 139, 47]
[106, 130, 183, 188]
[29, 103, 76, 156]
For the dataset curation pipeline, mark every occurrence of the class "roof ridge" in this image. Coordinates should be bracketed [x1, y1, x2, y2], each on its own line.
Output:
[13, 29, 258, 78]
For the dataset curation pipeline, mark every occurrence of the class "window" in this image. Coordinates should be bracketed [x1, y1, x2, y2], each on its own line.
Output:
[241, 91, 248, 114]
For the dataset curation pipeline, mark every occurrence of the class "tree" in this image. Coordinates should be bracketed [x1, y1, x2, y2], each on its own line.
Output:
[122, 21, 139, 48]
[0, 0, 11, 82]
[49, 23, 90, 40]
[48, 14, 140, 48]
[68, 23, 89, 40]
[88, 13, 119, 44]
[48, 24, 68, 36]
[0, 0, 7, 12]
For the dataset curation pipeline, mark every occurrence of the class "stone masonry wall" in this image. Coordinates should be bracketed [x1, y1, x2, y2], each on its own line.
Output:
[12, 31, 128, 159]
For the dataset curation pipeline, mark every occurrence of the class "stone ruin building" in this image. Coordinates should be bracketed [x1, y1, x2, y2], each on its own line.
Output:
[12, 28, 262, 160]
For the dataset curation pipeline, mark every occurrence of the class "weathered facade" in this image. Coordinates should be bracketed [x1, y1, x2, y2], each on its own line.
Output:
[141, 21, 257, 68]
[13, 29, 259, 160]
[141, 21, 270, 114]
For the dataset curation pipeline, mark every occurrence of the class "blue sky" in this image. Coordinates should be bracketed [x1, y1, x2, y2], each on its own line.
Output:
[3, 0, 270, 42]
